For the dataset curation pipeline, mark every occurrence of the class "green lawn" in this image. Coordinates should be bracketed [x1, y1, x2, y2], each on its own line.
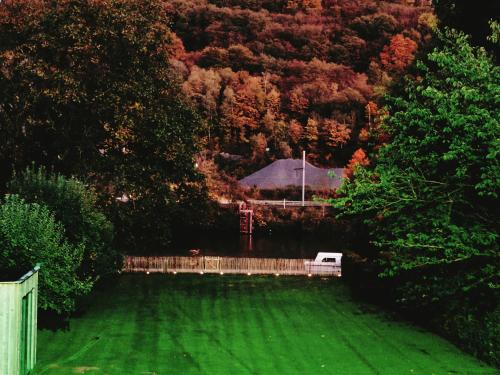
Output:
[34, 274, 497, 375]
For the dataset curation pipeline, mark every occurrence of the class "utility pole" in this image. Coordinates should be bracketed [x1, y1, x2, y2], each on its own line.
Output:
[302, 150, 306, 207]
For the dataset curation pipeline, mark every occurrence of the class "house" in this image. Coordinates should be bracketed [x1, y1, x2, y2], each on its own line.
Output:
[239, 159, 344, 191]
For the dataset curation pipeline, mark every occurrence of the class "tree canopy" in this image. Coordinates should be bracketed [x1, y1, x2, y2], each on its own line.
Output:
[169, 0, 432, 169]
[0, 0, 204, 251]
[335, 28, 499, 290]
[333, 28, 499, 363]
[433, 0, 499, 59]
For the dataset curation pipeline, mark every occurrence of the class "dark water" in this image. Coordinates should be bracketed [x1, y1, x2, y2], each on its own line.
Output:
[169, 231, 342, 259]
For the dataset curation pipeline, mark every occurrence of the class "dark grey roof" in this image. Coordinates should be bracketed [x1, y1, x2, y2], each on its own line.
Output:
[239, 159, 344, 190]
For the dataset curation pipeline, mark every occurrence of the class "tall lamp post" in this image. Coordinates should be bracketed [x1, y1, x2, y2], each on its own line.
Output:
[302, 150, 305, 207]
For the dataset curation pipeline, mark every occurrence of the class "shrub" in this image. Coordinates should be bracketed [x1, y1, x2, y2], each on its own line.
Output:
[9, 166, 122, 279]
[0, 195, 92, 313]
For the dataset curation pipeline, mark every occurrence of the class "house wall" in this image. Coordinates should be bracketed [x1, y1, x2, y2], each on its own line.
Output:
[0, 267, 39, 375]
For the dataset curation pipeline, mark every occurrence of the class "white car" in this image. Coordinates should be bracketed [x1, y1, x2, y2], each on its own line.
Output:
[304, 252, 342, 276]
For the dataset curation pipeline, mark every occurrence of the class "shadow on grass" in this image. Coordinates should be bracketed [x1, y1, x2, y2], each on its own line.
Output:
[38, 310, 69, 331]
[37, 275, 120, 332]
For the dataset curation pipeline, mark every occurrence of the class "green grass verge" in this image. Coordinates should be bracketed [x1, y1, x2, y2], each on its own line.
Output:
[34, 274, 497, 374]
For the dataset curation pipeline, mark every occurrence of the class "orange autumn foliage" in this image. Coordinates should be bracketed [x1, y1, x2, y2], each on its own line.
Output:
[323, 119, 351, 148]
[344, 148, 370, 179]
[286, 0, 322, 12]
[358, 127, 369, 142]
[380, 34, 418, 73]
[288, 120, 304, 144]
[163, 0, 430, 167]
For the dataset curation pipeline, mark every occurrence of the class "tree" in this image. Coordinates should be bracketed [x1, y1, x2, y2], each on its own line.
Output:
[350, 13, 398, 40]
[358, 127, 369, 142]
[198, 47, 230, 68]
[0, 195, 91, 314]
[219, 70, 281, 149]
[286, 0, 322, 12]
[219, 72, 261, 145]
[9, 166, 121, 280]
[380, 34, 418, 73]
[289, 120, 304, 145]
[228, 44, 259, 72]
[433, 0, 499, 58]
[333, 31, 499, 361]
[343, 148, 369, 179]
[304, 117, 319, 149]
[250, 133, 268, 160]
[0, 0, 203, 252]
[418, 12, 438, 33]
[289, 87, 309, 114]
[322, 119, 351, 148]
[182, 67, 222, 144]
[278, 141, 293, 158]
[337, 28, 499, 284]
[163, 0, 429, 170]
[364, 101, 378, 129]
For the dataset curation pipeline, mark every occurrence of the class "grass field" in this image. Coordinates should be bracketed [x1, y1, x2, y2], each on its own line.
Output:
[33, 274, 497, 375]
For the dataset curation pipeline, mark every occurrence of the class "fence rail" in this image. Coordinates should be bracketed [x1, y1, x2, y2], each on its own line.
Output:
[247, 199, 331, 208]
[123, 256, 341, 277]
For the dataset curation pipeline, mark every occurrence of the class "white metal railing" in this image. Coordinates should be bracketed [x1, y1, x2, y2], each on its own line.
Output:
[247, 199, 331, 208]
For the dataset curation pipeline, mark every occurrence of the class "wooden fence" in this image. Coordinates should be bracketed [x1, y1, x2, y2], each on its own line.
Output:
[123, 256, 341, 277]
[247, 199, 331, 208]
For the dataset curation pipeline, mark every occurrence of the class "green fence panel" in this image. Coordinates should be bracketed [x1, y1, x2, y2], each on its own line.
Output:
[0, 266, 39, 375]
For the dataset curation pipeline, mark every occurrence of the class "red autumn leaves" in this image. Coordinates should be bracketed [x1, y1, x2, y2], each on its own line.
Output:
[380, 34, 418, 73]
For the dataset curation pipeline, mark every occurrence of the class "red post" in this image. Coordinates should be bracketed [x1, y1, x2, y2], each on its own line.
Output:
[240, 209, 253, 234]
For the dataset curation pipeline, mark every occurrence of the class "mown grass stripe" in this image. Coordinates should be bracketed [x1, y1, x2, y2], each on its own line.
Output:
[33, 275, 496, 375]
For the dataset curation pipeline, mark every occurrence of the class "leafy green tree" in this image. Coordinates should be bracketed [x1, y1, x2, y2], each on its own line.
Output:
[333, 29, 499, 361]
[433, 0, 499, 58]
[9, 166, 121, 279]
[0, 195, 92, 314]
[0, 0, 203, 252]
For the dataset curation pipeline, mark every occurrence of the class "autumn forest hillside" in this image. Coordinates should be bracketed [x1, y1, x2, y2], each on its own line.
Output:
[0, 0, 498, 367]
[166, 0, 435, 178]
